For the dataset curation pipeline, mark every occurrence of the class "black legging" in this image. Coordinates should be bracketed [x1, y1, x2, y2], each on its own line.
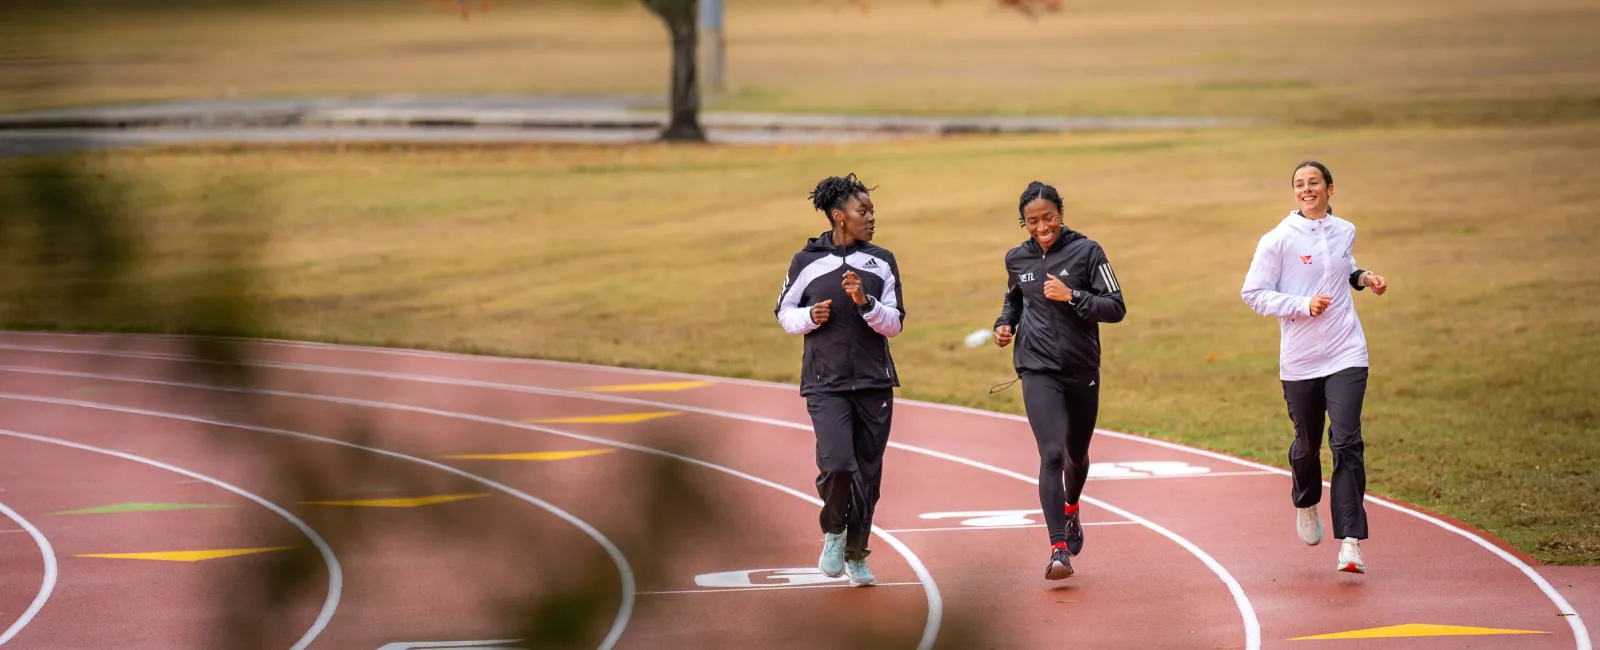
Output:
[1021, 372, 1098, 545]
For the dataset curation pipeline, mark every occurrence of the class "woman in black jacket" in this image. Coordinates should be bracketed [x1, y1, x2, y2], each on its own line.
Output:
[994, 181, 1126, 580]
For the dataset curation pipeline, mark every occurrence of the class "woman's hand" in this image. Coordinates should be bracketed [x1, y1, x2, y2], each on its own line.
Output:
[994, 325, 1014, 347]
[1363, 272, 1387, 296]
[1309, 295, 1333, 317]
[842, 271, 868, 306]
[811, 299, 832, 324]
[1043, 274, 1073, 303]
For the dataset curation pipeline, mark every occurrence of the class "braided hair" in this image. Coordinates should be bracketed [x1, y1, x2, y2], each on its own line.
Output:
[809, 173, 873, 224]
[1017, 180, 1063, 227]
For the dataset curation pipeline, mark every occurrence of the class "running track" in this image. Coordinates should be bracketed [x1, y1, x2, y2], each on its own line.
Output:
[0, 331, 1592, 649]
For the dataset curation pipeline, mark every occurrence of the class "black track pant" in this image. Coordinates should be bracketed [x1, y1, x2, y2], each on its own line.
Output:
[805, 388, 894, 560]
[1021, 373, 1098, 545]
[1283, 365, 1369, 540]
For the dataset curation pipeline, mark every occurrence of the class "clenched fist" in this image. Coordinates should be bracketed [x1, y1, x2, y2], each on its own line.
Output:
[994, 325, 1014, 348]
[811, 299, 833, 325]
[1043, 274, 1073, 303]
[1309, 294, 1333, 317]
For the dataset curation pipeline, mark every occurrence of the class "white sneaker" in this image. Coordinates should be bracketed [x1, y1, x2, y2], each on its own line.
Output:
[818, 531, 846, 578]
[1337, 537, 1365, 574]
[1296, 506, 1324, 546]
[845, 557, 876, 587]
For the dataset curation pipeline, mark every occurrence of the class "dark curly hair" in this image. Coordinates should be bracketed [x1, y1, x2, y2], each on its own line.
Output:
[809, 173, 873, 224]
[1016, 180, 1063, 227]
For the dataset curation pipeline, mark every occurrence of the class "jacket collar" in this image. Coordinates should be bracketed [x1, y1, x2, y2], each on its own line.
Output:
[805, 230, 869, 255]
[1022, 227, 1085, 255]
[1282, 210, 1336, 234]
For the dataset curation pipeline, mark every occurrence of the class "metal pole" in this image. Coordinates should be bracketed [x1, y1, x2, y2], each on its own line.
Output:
[699, 0, 725, 94]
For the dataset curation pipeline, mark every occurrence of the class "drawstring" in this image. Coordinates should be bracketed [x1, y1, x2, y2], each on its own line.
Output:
[988, 378, 1019, 394]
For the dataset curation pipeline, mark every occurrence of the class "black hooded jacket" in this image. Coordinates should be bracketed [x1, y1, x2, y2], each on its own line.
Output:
[994, 228, 1126, 379]
[775, 231, 905, 396]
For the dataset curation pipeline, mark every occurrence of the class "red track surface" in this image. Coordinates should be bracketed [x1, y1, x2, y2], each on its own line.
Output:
[0, 331, 1592, 649]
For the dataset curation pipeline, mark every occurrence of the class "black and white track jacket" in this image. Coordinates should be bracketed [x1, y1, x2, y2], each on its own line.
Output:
[775, 231, 905, 396]
[994, 228, 1127, 379]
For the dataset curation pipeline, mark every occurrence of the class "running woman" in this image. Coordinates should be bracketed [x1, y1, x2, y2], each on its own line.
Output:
[1241, 160, 1388, 574]
[774, 173, 905, 587]
[993, 181, 1126, 580]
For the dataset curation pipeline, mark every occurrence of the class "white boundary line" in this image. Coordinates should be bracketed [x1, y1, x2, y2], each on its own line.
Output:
[884, 522, 1139, 534]
[639, 582, 922, 595]
[1088, 471, 1275, 482]
[10, 334, 1588, 648]
[0, 498, 56, 647]
[0, 380, 940, 650]
[0, 349, 1251, 648]
[0, 393, 636, 650]
[0, 427, 339, 650]
[893, 440, 1261, 648]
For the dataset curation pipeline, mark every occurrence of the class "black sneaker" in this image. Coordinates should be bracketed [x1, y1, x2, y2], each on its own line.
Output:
[1064, 507, 1084, 556]
[1045, 545, 1075, 580]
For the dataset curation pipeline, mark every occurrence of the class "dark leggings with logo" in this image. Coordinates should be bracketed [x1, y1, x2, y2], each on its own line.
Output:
[1020, 372, 1098, 546]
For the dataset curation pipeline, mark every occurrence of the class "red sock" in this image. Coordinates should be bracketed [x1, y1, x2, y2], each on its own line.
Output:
[1064, 502, 1080, 515]
[1053, 541, 1068, 552]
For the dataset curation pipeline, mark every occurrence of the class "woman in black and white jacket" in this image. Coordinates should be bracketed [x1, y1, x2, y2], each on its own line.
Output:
[1241, 160, 1388, 575]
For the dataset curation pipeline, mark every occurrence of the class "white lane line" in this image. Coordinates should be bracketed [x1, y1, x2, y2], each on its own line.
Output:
[101, 336, 1586, 650]
[2, 356, 1253, 648]
[1088, 471, 1275, 482]
[0, 428, 337, 650]
[8, 334, 1591, 648]
[0, 395, 635, 650]
[638, 582, 922, 595]
[893, 441, 1261, 648]
[883, 522, 1139, 534]
[900, 399, 1593, 650]
[0, 499, 56, 647]
[0, 381, 941, 650]
[13, 356, 1248, 646]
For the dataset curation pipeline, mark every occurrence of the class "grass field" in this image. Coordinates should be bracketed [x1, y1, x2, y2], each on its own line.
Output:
[3, 0, 1599, 125]
[3, 123, 1595, 563]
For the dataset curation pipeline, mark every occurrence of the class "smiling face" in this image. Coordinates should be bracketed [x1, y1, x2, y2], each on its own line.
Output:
[1022, 197, 1063, 249]
[1293, 165, 1333, 216]
[832, 192, 875, 242]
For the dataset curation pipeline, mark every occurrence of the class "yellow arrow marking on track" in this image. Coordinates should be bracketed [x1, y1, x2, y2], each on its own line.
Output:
[578, 381, 710, 393]
[302, 494, 489, 508]
[528, 411, 681, 424]
[78, 547, 293, 562]
[443, 450, 615, 461]
[1291, 623, 1550, 640]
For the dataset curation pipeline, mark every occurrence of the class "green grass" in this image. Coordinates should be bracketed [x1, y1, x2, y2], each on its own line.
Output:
[2, 0, 1598, 125]
[3, 124, 1596, 563]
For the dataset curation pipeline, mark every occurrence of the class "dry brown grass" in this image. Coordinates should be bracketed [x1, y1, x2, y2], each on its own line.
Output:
[2, 0, 1597, 124]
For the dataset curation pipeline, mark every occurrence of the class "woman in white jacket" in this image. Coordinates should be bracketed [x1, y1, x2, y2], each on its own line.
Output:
[1241, 161, 1387, 574]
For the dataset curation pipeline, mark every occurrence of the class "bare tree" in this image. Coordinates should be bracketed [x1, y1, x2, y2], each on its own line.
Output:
[450, 0, 1063, 143]
[640, 0, 707, 142]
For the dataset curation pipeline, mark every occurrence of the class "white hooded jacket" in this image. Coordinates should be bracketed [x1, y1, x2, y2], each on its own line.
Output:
[1241, 211, 1371, 381]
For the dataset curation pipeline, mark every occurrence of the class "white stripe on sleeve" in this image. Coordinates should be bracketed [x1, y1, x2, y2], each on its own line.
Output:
[777, 255, 842, 335]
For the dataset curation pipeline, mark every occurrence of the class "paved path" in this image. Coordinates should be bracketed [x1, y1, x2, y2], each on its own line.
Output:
[0, 96, 1256, 156]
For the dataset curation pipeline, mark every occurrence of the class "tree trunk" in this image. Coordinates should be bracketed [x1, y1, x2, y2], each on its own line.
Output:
[641, 0, 706, 142]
